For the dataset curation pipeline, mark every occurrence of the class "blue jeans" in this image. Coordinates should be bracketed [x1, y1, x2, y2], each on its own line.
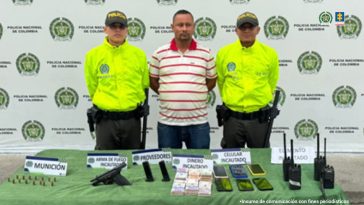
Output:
[157, 122, 210, 149]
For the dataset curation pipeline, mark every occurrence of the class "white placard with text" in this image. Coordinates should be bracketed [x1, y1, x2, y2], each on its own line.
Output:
[87, 153, 128, 169]
[132, 149, 172, 165]
[172, 154, 213, 171]
[24, 156, 68, 176]
[211, 148, 251, 164]
[271, 147, 315, 164]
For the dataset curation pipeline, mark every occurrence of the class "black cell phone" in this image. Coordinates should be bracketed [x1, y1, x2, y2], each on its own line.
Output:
[252, 177, 273, 191]
[229, 164, 248, 179]
[236, 179, 254, 191]
[247, 164, 266, 176]
[215, 177, 233, 192]
[213, 165, 228, 178]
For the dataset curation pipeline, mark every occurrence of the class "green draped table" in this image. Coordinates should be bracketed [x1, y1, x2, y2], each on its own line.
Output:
[0, 149, 350, 205]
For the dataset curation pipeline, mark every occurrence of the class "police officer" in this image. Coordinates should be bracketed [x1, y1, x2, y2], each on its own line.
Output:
[84, 11, 149, 150]
[216, 12, 279, 148]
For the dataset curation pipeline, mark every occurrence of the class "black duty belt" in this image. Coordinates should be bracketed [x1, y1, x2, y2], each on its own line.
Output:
[230, 109, 265, 120]
[102, 109, 138, 120]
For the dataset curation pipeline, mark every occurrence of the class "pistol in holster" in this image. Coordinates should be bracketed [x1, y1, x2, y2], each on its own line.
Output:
[87, 106, 103, 132]
[258, 106, 280, 123]
[216, 104, 231, 127]
[136, 103, 150, 118]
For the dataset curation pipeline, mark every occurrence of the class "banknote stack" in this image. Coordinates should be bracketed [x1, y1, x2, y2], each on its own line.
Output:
[185, 169, 200, 195]
[171, 168, 187, 195]
[171, 168, 212, 196]
[198, 169, 212, 196]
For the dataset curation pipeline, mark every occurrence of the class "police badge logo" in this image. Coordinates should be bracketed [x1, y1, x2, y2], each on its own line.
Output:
[332, 86, 356, 108]
[264, 16, 289, 40]
[85, 0, 105, 5]
[319, 11, 333, 24]
[0, 88, 10, 109]
[127, 18, 146, 41]
[25, 161, 33, 167]
[229, 0, 250, 4]
[294, 119, 318, 140]
[88, 158, 95, 164]
[50, 17, 74, 41]
[227, 62, 236, 72]
[173, 158, 180, 165]
[156, 0, 177, 5]
[337, 15, 362, 39]
[22, 120, 45, 141]
[133, 155, 140, 162]
[55, 87, 79, 109]
[297, 51, 322, 74]
[13, 0, 33, 5]
[100, 64, 109, 74]
[194, 17, 217, 41]
[16, 53, 40, 76]
[211, 154, 219, 160]
[207, 90, 216, 108]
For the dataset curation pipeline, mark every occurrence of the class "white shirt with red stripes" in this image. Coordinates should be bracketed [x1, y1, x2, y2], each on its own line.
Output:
[150, 39, 217, 126]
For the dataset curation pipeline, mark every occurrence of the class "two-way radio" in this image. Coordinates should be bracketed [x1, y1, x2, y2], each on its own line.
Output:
[288, 139, 301, 190]
[282, 132, 292, 181]
[321, 138, 335, 189]
[314, 133, 326, 181]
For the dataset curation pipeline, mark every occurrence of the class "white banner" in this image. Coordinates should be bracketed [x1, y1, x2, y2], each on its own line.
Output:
[0, 0, 363, 153]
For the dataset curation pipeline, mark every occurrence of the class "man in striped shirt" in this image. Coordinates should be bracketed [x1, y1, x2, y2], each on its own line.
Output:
[149, 9, 217, 149]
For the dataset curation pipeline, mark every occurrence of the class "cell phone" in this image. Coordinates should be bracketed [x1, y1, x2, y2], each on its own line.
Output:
[252, 177, 273, 191]
[229, 164, 248, 179]
[213, 165, 228, 178]
[247, 164, 266, 176]
[215, 177, 233, 192]
[236, 179, 254, 191]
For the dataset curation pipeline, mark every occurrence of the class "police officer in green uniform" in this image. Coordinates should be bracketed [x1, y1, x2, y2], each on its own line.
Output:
[216, 12, 279, 148]
[84, 11, 149, 150]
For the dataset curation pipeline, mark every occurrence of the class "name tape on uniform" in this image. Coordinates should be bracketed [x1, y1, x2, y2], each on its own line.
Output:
[87, 153, 128, 170]
[24, 156, 67, 176]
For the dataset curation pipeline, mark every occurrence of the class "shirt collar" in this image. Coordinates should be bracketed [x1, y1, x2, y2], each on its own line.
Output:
[169, 38, 197, 51]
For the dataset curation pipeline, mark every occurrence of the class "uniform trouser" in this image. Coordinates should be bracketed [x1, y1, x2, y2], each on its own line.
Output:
[95, 117, 141, 150]
[221, 116, 269, 148]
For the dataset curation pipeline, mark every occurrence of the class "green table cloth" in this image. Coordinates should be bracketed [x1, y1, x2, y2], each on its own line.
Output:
[0, 149, 349, 205]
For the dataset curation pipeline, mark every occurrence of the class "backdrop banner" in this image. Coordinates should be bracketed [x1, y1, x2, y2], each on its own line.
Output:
[0, 0, 363, 153]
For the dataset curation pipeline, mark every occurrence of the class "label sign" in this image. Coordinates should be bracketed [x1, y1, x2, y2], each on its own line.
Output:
[172, 154, 213, 171]
[24, 156, 67, 176]
[211, 148, 251, 164]
[271, 147, 315, 164]
[132, 149, 172, 165]
[87, 153, 128, 169]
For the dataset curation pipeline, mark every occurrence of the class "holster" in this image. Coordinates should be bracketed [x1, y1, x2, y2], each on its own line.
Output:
[258, 106, 280, 123]
[216, 104, 231, 127]
[136, 103, 150, 118]
[86, 106, 103, 132]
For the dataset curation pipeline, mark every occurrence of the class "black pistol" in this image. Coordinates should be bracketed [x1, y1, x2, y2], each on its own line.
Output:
[90, 162, 131, 186]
